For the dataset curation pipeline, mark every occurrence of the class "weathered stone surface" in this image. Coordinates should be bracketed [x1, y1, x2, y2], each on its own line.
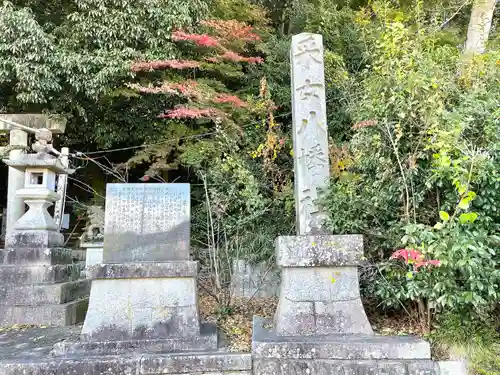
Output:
[81, 277, 200, 341]
[253, 358, 439, 375]
[0, 298, 88, 326]
[140, 352, 252, 374]
[253, 317, 431, 360]
[0, 280, 90, 305]
[83, 245, 103, 267]
[0, 326, 251, 375]
[276, 235, 364, 267]
[0, 264, 83, 285]
[275, 266, 373, 336]
[53, 323, 217, 355]
[280, 266, 361, 301]
[231, 260, 280, 298]
[103, 183, 190, 263]
[291, 33, 331, 235]
[5, 231, 64, 249]
[438, 361, 467, 375]
[86, 261, 198, 279]
[1, 247, 72, 265]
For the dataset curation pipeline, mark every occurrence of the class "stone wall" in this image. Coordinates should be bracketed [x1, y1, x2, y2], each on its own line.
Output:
[230, 260, 280, 298]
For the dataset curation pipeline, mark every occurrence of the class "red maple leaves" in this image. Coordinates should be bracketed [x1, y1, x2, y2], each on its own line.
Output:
[131, 60, 201, 72]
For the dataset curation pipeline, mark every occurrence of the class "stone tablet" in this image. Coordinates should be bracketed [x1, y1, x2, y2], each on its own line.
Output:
[291, 33, 330, 235]
[103, 184, 190, 263]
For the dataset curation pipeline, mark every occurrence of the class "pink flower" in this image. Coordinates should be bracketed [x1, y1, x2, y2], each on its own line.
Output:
[279, 138, 285, 145]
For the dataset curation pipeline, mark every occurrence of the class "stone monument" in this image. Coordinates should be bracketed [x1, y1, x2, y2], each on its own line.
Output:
[0, 129, 89, 326]
[251, 33, 445, 375]
[53, 183, 217, 355]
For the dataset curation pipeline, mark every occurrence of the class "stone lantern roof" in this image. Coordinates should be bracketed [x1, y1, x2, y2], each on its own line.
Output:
[2, 154, 73, 175]
[0, 114, 66, 134]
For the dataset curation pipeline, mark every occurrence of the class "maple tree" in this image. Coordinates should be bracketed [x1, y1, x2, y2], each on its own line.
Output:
[126, 18, 271, 176]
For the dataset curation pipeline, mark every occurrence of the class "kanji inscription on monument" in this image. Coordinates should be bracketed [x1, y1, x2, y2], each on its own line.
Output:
[103, 183, 190, 263]
[291, 33, 330, 235]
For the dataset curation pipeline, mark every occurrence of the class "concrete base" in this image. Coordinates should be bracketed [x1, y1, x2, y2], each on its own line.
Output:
[253, 317, 430, 360]
[82, 262, 203, 342]
[82, 276, 200, 340]
[0, 325, 466, 375]
[0, 298, 88, 326]
[0, 280, 90, 305]
[0, 263, 83, 284]
[53, 323, 217, 355]
[0, 260, 88, 326]
[254, 358, 439, 374]
[0, 326, 251, 375]
[252, 317, 467, 375]
[1, 247, 73, 265]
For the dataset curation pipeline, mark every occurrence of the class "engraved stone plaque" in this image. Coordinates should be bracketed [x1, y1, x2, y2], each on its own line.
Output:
[291, 33, 331, 235]
[103, 183, 190, 263]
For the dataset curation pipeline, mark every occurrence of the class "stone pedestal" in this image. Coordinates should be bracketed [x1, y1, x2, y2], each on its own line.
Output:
[54, 184, 217, 355]
[274, 235, 372, 336]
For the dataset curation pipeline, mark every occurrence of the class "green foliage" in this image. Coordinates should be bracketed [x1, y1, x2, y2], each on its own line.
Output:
[0, 0, 209, 147]
[431, 312, 500, 374]
[371, 219, 499, 319]
[315, 1, 500, 330]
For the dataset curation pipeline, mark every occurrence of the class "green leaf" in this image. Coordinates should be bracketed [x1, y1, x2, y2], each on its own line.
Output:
[458, 199, 470, 210]
[439, 211, 449, 222]
[434, 222, 444, 230]
[459, 212, 478, 224]
[406, 272, 414, 279]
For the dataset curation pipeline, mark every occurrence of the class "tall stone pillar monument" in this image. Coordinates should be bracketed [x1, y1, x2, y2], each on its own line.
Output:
[278, 33, 372, 336]
[252, 33, 440, 375]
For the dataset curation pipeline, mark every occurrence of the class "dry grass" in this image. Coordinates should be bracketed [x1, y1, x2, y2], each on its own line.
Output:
[199, 290, 277, 352]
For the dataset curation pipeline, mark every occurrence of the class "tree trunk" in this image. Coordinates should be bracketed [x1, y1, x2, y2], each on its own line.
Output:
[464, 0, 497, 54]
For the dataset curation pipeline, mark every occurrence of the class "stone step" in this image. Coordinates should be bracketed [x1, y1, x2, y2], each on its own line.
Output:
[253, 316, 431, 360]
[253, 359, 448, 375]
[0, 263, 82, 285]
[0, 298, 88, 326]
[52, 324, 218, 355]
[0, 280, 90, 306]
[1, 353, 252, 375]
[1, 247, 73, 265]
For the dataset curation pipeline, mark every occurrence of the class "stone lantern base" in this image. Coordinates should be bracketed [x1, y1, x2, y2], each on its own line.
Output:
[0, 229, 90, 326]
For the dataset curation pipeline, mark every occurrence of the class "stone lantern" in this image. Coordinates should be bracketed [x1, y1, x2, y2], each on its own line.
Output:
[4, 155, 71, 248]
[0, 126, 89, 327]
